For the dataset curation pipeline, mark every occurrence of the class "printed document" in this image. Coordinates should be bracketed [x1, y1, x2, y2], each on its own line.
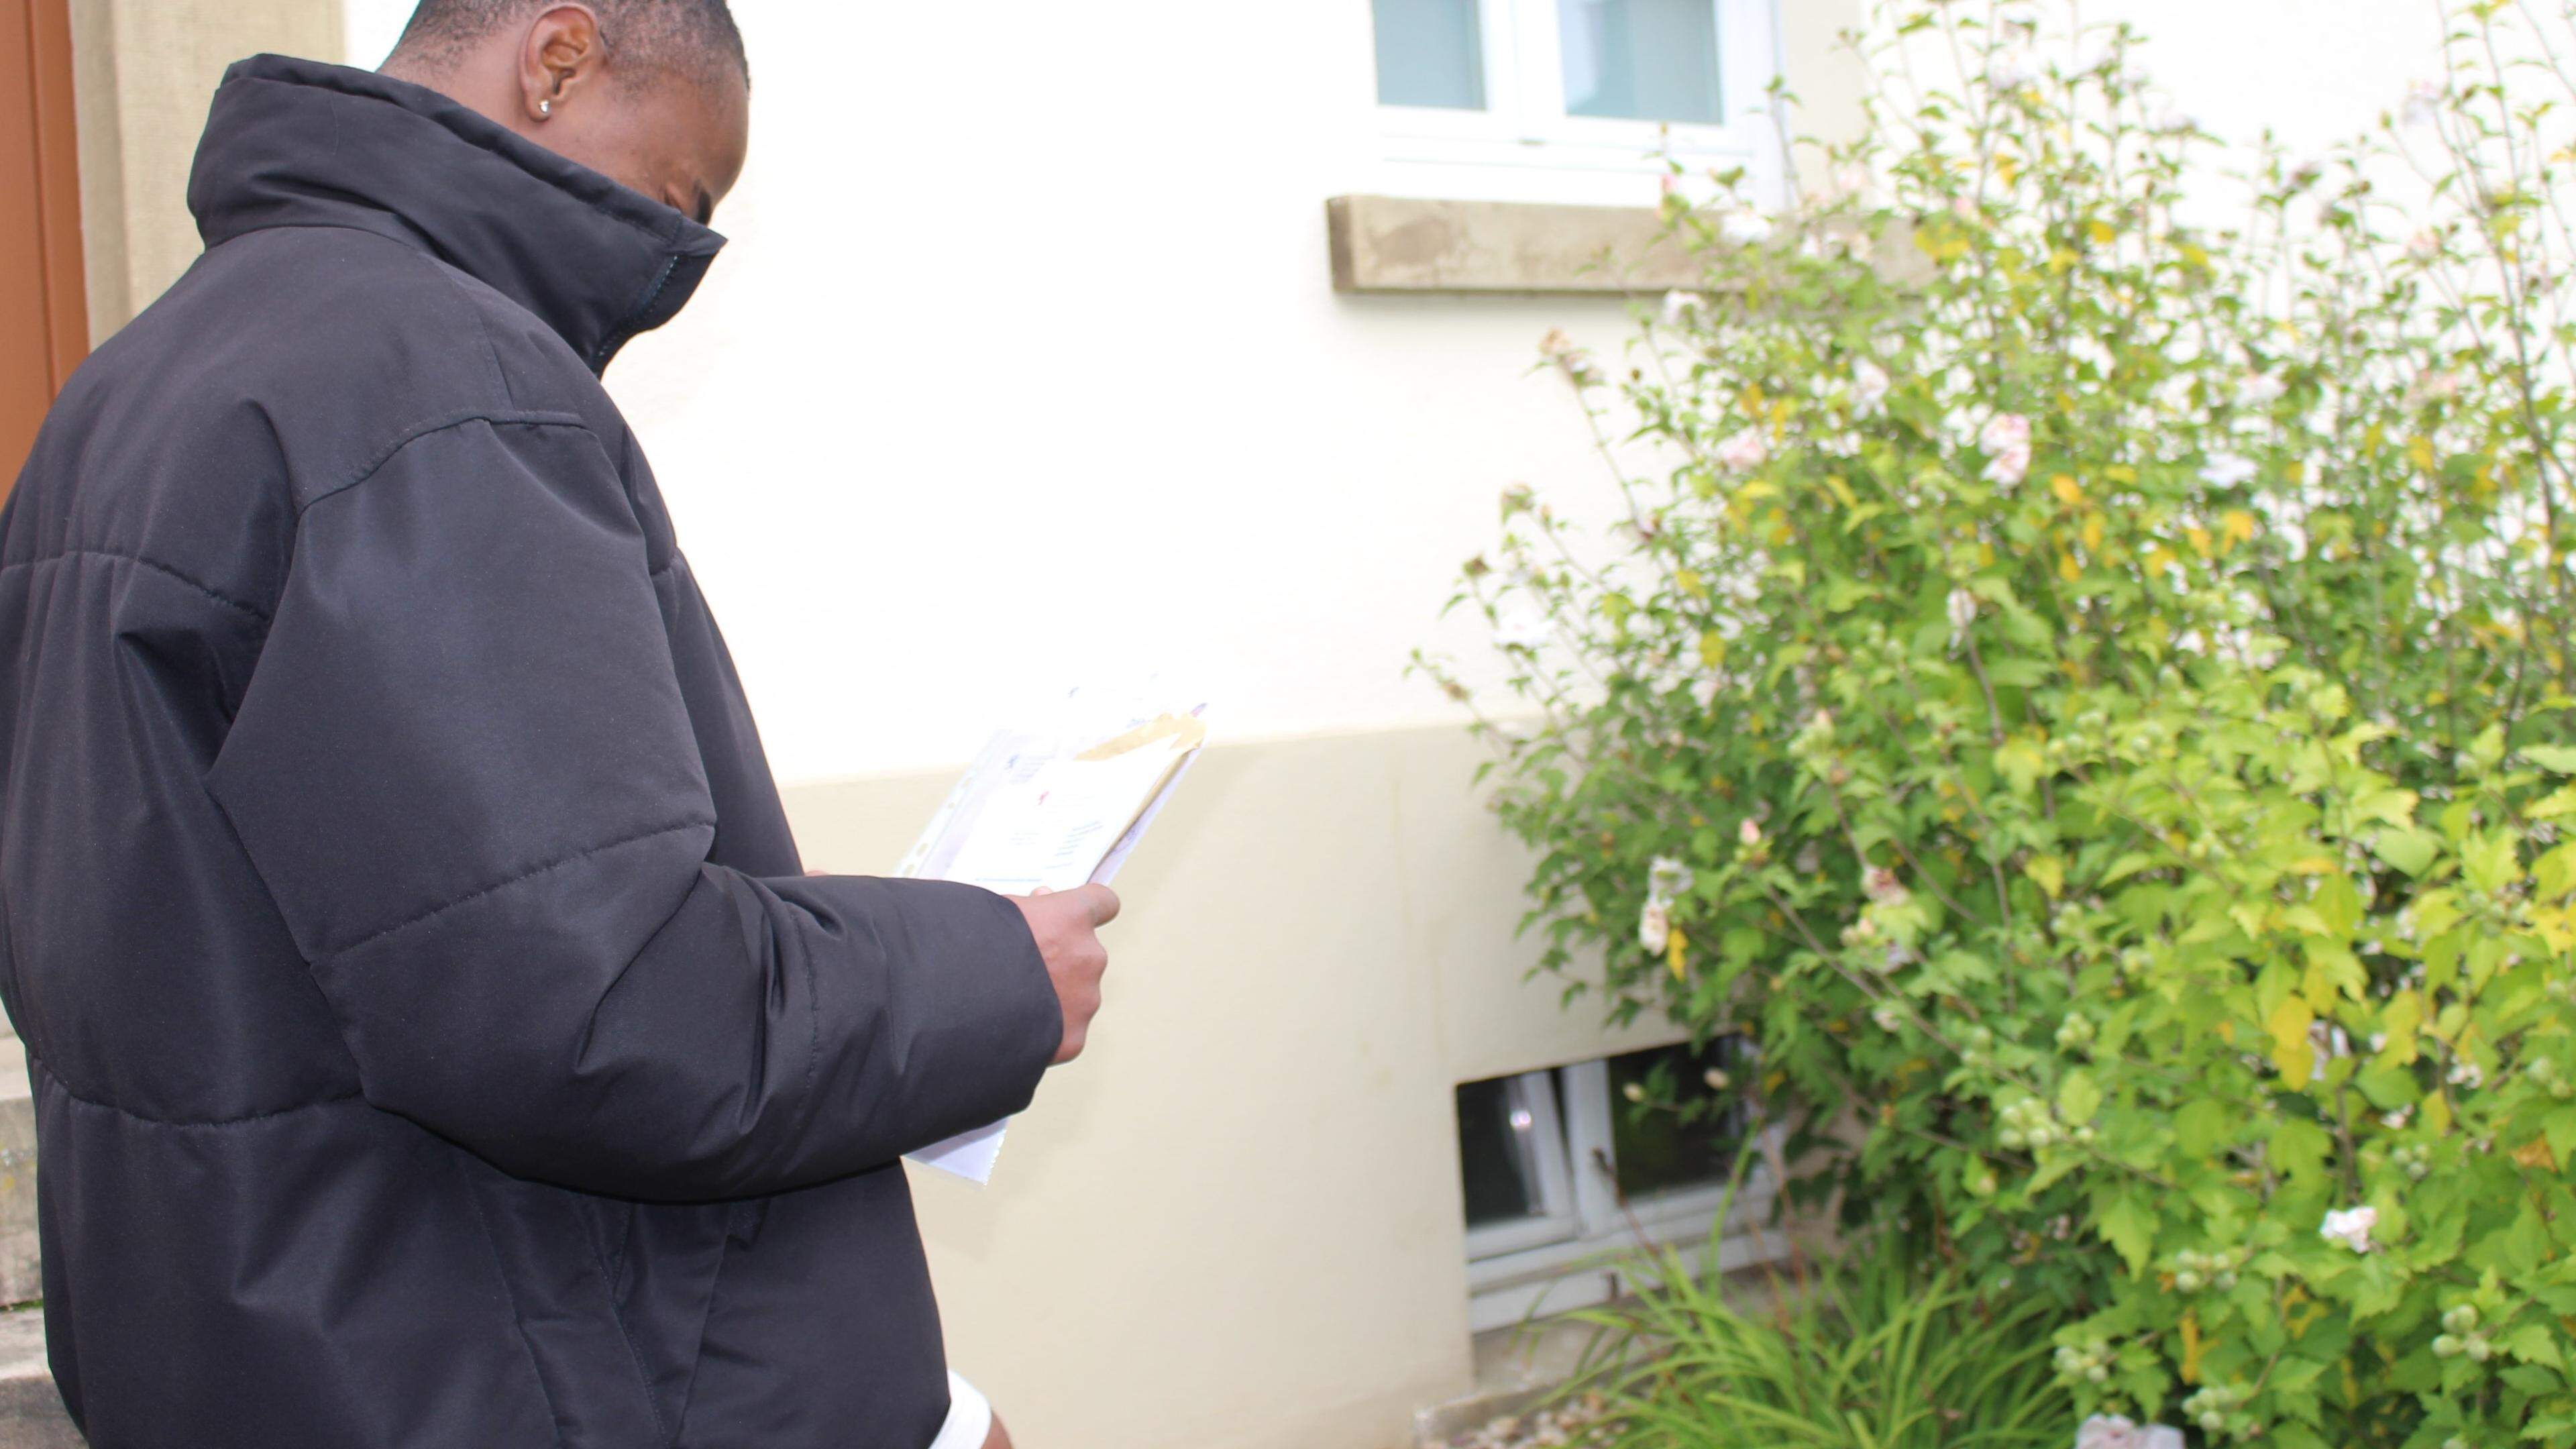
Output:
[897, 699, 1205, 1182]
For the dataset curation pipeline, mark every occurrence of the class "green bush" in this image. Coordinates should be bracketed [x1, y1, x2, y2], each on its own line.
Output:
[1566, 1229, 2072, 1449]
[1423, 3, 2576, 1444]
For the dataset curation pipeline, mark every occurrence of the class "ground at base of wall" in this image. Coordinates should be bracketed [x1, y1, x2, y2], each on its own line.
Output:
[1429, 1393, 1613, 1449]
[1418, 1266, 1809, 1448]
[1417, 1311, 1612, 1448]
[0, 1307, 78, 1448]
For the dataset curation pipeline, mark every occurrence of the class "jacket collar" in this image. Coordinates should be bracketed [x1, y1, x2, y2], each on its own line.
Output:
[188, 54, 726, 375]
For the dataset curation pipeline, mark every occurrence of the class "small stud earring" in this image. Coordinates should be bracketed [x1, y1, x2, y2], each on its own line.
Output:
[539, 99, 553, 117]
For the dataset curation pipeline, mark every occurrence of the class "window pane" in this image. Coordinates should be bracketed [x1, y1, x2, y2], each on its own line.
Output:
[1607, 1040, 1746, 1199]
[1456, 1075, 1548, 1226]
[1373, 0, 1488, 110]
[1558, 0, 1721, 124]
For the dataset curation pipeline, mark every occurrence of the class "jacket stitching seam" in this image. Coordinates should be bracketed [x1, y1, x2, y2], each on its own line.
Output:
[23, 1049, 361, 1128]
[455, 1159, 577, 1449]
[298, 409, 592, 517]
[314, 815, 713, 961]
[583, 1218, 672, 1445]
[0, 550, 273, 624]
[667, 1216, 741, 1446]
[446, 263, 520, 412]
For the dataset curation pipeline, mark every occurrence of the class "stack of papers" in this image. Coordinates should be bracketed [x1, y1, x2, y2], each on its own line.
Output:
[897, 699, 1206, 1183]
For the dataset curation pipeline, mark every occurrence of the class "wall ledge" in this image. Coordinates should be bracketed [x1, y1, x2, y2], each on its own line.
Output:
[1326, 195, 1697, 296]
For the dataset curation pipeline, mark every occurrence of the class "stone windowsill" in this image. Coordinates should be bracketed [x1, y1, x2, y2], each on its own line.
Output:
[1326, 195, 1699, 296]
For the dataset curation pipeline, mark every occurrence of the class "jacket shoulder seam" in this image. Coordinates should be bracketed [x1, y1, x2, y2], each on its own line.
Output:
[0, 549, 273, 625]
[314, 814, 714, 961]
[299, 409, 591, 516]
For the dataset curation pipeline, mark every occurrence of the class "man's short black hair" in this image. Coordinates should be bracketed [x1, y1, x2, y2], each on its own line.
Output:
[389, 0, 748, 90]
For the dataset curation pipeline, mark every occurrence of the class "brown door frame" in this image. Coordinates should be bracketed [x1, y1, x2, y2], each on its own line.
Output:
[2, 0, 89, 487]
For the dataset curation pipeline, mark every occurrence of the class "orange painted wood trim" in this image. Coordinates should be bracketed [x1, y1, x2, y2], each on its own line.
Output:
[27, 0, 86, 385]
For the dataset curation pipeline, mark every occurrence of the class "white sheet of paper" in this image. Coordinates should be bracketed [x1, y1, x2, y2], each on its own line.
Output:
[899, 700, 1203, 1183]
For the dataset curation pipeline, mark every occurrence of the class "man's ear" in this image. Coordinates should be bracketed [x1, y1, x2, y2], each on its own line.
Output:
[517, 4, 606, 124]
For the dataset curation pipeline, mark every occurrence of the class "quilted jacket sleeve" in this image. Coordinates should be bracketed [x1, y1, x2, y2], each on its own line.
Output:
[206, 415, 1062, 1201]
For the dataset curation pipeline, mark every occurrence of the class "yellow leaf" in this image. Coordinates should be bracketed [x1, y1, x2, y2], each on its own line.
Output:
[2051, 474, 2083, 506]
[1668, 926, 1690, 980]
[2516, 1135, 2559, 1171]
[2532, 904, 2576, 955]
[2180, 1310, 2205, 1385]
[1824, 474, 1858, 508]
[2059, 552, 2081, 582]
[2186, 525, 2213, 557]
[2223, 510, 2258, 545]
[1676, 568, 1709, 599]
[2087, 218, 2117, 246]
[2029, 855, 2066, 899]
[2082, 513, 2104, 552]
[1699, 633, 1727, 667]
[2287, 857, 2336, 875]
[2106, 464, 2137, 483]
[2408, 436, 2437, 473]
[2268, 996, 2316, 1081]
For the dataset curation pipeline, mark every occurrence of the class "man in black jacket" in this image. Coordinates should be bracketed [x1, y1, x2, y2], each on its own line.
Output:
[0, 3, 1113, 1445]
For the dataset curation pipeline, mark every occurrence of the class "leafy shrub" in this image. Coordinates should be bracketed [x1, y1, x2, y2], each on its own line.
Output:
[1423, 3, 2576, 1444]
[1564, 1228, 2072, 1449]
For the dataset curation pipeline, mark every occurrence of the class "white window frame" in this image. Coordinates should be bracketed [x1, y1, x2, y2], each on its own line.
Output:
[1373, 0, 1785, 205]
[1460, 1070, 1580, 1259]
[1460, 1051, 1790, 1333]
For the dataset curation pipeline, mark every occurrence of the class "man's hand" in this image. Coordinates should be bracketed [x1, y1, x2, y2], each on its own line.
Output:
[1010, 884, 1118, 1065]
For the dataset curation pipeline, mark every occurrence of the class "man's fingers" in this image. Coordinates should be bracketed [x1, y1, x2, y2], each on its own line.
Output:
[1076, 883, 1122, 927]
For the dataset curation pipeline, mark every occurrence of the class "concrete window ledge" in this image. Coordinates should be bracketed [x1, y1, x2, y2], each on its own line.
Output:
[1326, 195, 1699, 295]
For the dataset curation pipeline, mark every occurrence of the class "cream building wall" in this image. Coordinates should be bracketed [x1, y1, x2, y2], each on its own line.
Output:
[53, 2, 2456, 1446]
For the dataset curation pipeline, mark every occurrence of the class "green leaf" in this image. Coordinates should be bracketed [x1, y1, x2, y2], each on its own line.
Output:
[2095, 1187, 2157, 1276]
[2507, 1322, 2568, 1369]
[2375, 827, 2441, 877]
[2526, 746, 2576, 775]
[2178, 1099, 2237, 1155]
[2058, 1069, 2103, 1125]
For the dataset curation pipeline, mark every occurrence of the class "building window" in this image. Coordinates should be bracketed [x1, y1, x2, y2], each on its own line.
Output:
[1367, 0, 1781, 203]
[1454, 1039, 1783, 1331]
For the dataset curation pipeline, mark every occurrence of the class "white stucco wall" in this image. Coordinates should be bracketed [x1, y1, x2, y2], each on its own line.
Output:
[336, 0, 2455, 787]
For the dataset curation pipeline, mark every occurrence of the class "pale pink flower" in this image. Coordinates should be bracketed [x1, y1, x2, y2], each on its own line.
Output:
[1716, 426, 1771, 474]
[1946, 587, 1978, 645]
[2401, 79, 2443, 129]
[1978, 413, 2031, 487]
[1738, 818, 1762, 848]
[2320, 1204, 2378, 1254]
[1493, 605, 1551, 649]
[1850, 360, 1891, 419]
[1638, 900, 1672, 955]
[1720, 209, 1774, 246]
[2198, 453, 2259, 488]
[1987, 48, 2039, 91]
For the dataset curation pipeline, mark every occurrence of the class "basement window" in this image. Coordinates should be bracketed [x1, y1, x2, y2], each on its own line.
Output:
[1455, 1039, 1783, 1331]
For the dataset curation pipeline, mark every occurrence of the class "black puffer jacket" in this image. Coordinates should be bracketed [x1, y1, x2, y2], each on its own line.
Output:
[0, 54, 1061, 1449]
